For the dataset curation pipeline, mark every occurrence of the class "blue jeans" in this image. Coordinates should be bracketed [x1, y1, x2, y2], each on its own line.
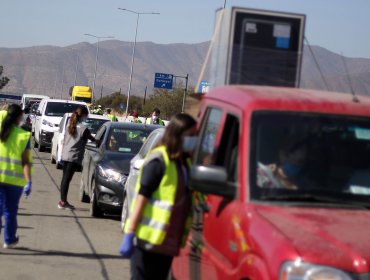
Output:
[0, 184, 23, 244]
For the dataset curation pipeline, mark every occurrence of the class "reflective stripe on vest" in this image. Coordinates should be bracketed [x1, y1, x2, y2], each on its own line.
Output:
[0, 126, 31, 187]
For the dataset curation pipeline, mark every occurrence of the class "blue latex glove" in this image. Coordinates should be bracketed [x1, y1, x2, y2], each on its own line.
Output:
[119, 233, 135, 258]
[23, 181, 32, 197]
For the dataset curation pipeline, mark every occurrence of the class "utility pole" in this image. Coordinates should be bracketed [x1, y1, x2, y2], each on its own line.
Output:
[174, 74, 189, 113]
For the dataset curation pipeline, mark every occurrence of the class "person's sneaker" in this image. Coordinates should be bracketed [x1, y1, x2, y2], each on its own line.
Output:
[58, 201, 75, 210]
[3, 236, 19, 249]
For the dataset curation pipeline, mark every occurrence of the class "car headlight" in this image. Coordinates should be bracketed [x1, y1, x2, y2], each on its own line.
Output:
[280, 261, 352, 280]
[42, 119, 55, 127]
[98, 166, 126, 184]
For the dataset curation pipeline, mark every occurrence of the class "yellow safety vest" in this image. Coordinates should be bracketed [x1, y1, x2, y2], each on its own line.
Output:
[0, 110, 7, 123]
[108, 114, 117, 122]
[0, 126, 31, 187]
[125, 145, 192, 246]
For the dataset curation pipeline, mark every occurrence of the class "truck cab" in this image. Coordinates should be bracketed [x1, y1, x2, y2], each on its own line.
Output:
[172, 85, 370, 280]
[71, 86, 92, 105]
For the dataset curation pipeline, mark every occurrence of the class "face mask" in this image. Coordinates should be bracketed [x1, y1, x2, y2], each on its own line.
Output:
[282, 162, 301, 179]
[182, 136, 198, 153]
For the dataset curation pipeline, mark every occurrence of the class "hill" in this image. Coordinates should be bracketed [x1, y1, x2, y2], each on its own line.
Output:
[1, 40, 370, 98]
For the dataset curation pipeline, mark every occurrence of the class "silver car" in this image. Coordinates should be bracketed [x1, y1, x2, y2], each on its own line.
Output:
[121, 127, 165, 230]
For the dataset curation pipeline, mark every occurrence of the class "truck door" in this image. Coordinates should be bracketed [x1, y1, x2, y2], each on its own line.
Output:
[193, 108, 243, 280]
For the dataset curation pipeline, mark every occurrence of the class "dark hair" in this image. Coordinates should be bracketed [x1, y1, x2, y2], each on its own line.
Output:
[160, 113, 196, 161]
[107, 108, 111, 114]
[68, 106, 89, 136]
[153, 108, 160, 115]
[0, 104, 23, 142]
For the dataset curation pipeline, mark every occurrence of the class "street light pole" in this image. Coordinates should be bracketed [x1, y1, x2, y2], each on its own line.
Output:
[67, 47, 79, 86]
[118, 8, 159, 116]
[84, 33, 114, 103]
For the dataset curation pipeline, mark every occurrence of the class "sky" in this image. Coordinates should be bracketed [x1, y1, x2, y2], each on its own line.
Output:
[1, 0, 370, 58]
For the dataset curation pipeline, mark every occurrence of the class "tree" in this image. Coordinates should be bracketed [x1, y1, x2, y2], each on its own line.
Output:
[0, 65, 10, 90]
[95, 84, 194, 119]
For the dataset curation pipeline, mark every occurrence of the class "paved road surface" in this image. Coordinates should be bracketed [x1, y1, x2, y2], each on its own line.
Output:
[0, 146, 130, 280]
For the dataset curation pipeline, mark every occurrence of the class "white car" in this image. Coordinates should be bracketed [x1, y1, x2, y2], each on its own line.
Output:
[51, 113, 110, 169]
[34, 99, 89, 152]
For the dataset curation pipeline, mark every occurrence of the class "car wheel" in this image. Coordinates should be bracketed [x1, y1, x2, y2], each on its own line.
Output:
[33, 137, 39, 148]
[51, 146, 56, 164]
[121, 192, 129, 232]
[90, 179, 103, 218]
[38, 134, 45, 152]
[79, 178, 89, 203]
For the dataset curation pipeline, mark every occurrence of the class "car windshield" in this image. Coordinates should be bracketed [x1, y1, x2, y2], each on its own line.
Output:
[106, 127, 152, 154]
[45, 102, 87, 117]
[251, 111, 370, 206]
[82, 118, 109, 135]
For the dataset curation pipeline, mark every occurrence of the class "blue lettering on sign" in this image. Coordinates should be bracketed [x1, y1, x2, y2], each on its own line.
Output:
[276, 37, 290, 49]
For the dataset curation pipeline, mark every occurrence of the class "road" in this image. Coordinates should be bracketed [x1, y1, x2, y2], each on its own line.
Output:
[0, 145, 130, 280]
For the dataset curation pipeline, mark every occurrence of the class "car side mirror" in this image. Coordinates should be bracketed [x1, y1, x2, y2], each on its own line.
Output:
[189, 165, 236, 200]
[133, 159, 145, 170]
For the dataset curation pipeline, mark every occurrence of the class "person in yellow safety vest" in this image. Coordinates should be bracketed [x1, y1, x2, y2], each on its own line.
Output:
[106, 108, 118, 122]
[130, 112, 142, 123]
[120, 113, 198, 279]
[146, 108, 165, 126]
[0, 104, 32, 249]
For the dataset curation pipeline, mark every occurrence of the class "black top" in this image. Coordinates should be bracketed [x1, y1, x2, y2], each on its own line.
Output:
[139, 158, 165, 198]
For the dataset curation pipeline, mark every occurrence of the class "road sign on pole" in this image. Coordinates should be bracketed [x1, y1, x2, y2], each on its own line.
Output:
[154, 73, 173, 89]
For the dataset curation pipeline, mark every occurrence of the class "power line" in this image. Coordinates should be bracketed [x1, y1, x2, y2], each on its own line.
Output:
[304, 36, 330, 91]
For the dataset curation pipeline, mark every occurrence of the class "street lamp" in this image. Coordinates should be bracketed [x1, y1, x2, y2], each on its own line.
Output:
[84, 33, 115, 102]
[67, 47, 79, 86]
[118, 8, 160, 116]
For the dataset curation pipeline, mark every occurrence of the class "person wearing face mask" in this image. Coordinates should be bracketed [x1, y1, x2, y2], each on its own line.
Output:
[58, 106, 95, 210]
[120, 113, 197, 280]
[257, 138, 307, 190]
[146, 108, 165, 126]
[0, 104, 32, 249]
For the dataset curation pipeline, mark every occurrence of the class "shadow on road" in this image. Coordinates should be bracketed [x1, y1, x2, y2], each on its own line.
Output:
[0, 247, 122, 260]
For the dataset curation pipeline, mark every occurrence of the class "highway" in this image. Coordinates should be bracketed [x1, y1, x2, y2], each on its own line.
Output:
[0, 144, 130, 280]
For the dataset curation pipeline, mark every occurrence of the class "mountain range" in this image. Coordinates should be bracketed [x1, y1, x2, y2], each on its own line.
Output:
[1, 40, 370, 99]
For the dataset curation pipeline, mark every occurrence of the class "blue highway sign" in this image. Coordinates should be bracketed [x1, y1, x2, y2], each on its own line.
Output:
[154, 73, 173, 89]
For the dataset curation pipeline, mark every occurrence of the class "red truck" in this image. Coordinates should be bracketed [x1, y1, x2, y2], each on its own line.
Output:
[172, 85, 370, 280]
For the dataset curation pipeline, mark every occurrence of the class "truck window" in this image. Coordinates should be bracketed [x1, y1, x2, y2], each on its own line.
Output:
[216, 114, 239, 183]
[196, 107, 223, 165]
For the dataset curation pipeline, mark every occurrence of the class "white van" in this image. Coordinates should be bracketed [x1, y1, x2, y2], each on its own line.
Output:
[34, 99, 89, 152]
[21, 94, 49, 110]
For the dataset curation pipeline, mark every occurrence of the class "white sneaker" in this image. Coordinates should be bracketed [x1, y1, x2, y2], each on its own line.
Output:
[3, 236, 19, 249]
